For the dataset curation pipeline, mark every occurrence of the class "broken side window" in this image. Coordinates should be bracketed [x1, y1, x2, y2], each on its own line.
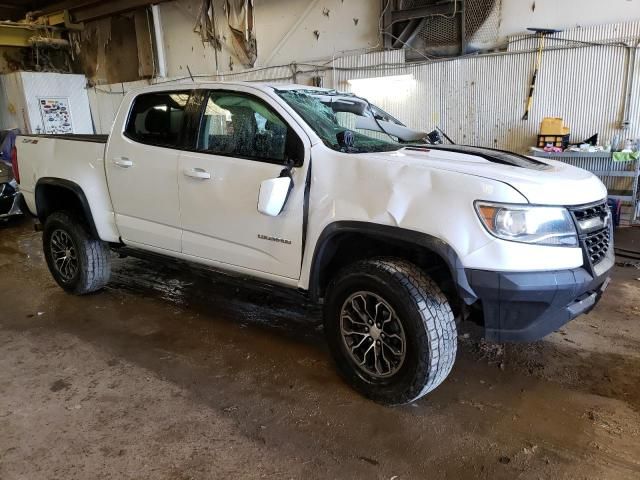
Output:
[197, 91, 288, 163]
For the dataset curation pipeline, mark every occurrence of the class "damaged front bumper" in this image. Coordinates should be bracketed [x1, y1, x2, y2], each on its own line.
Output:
[465, 251, 613, 342]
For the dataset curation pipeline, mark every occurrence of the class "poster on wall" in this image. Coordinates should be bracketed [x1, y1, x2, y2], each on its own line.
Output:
[38, 97, 73, 134]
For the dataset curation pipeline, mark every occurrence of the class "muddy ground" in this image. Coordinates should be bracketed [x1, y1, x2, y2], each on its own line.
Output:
[1, 218, 639, 479]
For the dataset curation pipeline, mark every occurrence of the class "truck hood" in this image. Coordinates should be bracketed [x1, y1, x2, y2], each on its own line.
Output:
[376, 145, 607, 206]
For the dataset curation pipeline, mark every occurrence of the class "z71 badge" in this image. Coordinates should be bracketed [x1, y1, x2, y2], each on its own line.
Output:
[257, 234, 292, 245]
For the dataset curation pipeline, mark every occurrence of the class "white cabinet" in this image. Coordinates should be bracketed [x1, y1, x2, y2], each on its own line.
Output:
[0, 72, 93, 135]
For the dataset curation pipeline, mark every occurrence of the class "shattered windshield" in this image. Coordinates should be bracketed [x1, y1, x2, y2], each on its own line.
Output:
[276, 89, 403, 154]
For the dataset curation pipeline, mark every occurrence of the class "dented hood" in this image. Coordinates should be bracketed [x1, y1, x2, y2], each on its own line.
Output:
[372, 146, 607, 206]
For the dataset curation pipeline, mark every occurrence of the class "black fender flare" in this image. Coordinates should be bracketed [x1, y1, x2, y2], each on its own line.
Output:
[308, 221, 477, 304]
[35, 177, 99, 238]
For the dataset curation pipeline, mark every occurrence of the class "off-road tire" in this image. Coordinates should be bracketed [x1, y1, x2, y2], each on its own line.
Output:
[324, 258, 457, 405]
[43, 210, 111, 295]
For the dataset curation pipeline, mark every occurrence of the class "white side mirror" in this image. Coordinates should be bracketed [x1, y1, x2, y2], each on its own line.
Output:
[258, 176, 293, 216]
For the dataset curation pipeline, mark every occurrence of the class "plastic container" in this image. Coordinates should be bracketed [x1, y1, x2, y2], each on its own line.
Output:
[537, 134, 570, 149]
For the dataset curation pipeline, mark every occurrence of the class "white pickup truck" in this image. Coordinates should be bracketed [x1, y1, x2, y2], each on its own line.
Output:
[13, 82, 613, 405]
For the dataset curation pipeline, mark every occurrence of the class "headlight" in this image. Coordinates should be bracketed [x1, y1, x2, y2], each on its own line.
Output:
[475, 201, 578, 247]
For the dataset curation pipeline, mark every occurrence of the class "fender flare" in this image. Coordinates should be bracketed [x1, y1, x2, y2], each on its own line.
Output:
[308, 221, 477, 304]
[35, 177, 99, 238]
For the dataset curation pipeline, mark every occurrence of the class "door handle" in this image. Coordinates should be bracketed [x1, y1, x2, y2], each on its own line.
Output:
[183, 167, 211, 180]
[113, 157, 133, 168]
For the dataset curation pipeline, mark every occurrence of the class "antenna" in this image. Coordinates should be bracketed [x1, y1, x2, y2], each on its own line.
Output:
[186, 65, 195, 82]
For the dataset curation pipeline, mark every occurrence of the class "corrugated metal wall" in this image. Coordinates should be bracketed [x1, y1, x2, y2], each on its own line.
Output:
[331, 20, 640, 154]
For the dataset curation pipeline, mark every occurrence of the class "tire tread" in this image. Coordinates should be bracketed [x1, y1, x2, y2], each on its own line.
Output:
[325, 257, 457, 405]
[43, 210, 111, 295]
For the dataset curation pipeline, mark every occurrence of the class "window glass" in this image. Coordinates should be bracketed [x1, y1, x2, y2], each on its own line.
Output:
[277, 90, 401, 153]
[335, 111, 399, 143]
[125, 91, 190, 147]
[197, 92, 288, 162]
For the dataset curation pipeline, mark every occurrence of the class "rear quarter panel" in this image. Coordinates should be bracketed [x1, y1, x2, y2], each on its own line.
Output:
[17, 136, 120, 242]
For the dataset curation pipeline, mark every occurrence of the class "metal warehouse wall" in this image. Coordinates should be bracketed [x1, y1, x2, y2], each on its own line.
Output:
[330, 21, 640, 153]
[88, 20, 640, 155]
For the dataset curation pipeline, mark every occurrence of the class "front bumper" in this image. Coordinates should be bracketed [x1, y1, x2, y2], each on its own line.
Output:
[465, 250, 613, 342]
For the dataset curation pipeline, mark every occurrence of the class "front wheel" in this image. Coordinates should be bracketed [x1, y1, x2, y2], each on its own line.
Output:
[43, 210, 111, 295]
[323, 258, 457, 405]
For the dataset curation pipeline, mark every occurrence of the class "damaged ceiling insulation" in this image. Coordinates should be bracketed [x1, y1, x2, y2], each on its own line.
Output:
[70, 12, 152, 85]
[194, 0, 257, 68]
[195, 0, 223, 50]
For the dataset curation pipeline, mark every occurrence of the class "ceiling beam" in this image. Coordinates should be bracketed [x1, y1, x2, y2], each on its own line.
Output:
[0, 23, 53, 47]
[0, 25, 32, 47]
[390, 2, 458, 24]
[27, 0, 169, 23]
[31, 1, 104, 16]
[70, 0, 168, 22]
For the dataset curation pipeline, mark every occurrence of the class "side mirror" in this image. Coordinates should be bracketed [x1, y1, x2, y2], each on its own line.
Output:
[258, 175, 293, 216]
[285, 129, 305, 167]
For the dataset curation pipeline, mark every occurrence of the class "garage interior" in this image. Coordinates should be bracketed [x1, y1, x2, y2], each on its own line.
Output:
[1, 0, 640, 478]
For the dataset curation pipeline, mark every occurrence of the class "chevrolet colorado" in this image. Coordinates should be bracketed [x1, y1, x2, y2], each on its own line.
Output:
[13, 82, 613, 405]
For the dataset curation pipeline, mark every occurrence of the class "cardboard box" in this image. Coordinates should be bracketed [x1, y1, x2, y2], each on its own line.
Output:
[540, 117, 569, 135]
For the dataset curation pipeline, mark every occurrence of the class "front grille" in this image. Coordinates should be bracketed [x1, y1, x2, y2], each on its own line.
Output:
[570, 201, 612, 268]
[572, 202, 608, 223]
[584, 228, 611, 265]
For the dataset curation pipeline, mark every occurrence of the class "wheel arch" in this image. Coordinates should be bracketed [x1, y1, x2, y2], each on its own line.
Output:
[308, 221, 477, 305]
[35, 177, 99, 238]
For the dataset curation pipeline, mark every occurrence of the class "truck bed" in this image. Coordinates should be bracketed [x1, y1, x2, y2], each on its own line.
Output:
[20, 134, 108, 144]
[16, 132, 121, 242]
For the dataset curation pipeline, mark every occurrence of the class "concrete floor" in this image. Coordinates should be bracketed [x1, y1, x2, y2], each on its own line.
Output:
[1, 218, 640, 479]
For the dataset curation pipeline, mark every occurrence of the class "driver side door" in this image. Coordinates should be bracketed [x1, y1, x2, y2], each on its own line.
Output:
[178, 88, 309, 280]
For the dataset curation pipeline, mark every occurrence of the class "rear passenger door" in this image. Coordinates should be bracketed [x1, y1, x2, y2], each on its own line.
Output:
[106, 90, 197, 252]
[178, 87, 309, 280]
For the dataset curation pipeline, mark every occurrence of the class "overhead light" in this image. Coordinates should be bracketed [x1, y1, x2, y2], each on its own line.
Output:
[347, 74, 414, 100]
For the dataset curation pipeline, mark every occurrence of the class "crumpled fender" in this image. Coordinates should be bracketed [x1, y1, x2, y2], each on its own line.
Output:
[298, 144, 529, 292]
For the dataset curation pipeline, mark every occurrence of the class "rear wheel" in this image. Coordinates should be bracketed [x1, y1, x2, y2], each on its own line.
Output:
[324, 258, 457, 405]
[43, 211, 111, 295]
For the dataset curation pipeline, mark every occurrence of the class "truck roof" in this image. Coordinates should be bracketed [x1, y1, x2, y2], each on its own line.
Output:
[122, 80, 334, 96]
[254, 83, 333, 92]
